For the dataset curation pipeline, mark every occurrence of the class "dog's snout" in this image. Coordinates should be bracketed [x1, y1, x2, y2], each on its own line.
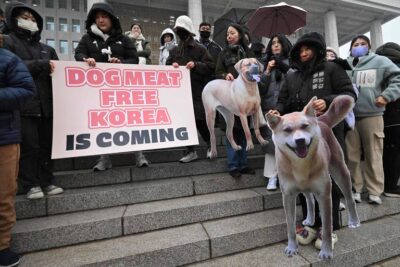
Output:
[295, 138, 306, 147]
[249, 63, 259, 74]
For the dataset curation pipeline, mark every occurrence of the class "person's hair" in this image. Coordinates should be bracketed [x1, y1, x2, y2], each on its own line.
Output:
[130, 23, 143, 33]
[266, 33, 292, 59]
[349, 35, 371, 50]
[225, 23, 249, 48]
[199, 22, 211, 29]
[250, 42, 265, 58]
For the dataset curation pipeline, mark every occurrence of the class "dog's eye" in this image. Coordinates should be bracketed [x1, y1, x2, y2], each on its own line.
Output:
[301, 124, 309, 129]
[283, 127, 292, 133]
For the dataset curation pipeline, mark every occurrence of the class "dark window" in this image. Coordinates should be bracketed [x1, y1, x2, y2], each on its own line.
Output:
[71, 0, 80, 11]
[59, 40, 68, 54]
[45, 17, 54, 31]
[45, 0, 53, 8]
[59, 0, 67, 9]
[59, 18, 68, 32]
[72, 19, 80, 33]
[46, 39, 55, 48]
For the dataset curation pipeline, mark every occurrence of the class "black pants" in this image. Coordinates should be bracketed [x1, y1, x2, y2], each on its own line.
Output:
[19, 116, 54, 192]
[187, 119, 211, 152]
[299, 121, 346, 231]
[383, 126, 400, 190]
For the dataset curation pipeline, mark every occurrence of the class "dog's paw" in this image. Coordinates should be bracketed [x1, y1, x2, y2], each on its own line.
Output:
[318, 250, 333, 259]
[302, 218, 314, 226]
[233, 145, 242, 151]
[284, 245, 298, 257]
[348, 220, 361, 229]
[260, 139, 269, 145]
[246, 143, 254, 151]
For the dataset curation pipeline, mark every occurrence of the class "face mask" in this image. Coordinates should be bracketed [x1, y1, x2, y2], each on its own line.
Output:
[17, 17, 39, 33]
[351, 45, 369, 57]
[199, 31, 211, 39]
[176, 29, 190, 41]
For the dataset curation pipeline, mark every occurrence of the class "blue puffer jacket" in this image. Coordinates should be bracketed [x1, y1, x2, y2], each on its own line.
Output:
[0, 36, 36, 145]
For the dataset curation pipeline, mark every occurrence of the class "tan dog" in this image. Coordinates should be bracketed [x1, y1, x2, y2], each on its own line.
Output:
[266, 95, 360, 259]
[202, 58, 268, 158]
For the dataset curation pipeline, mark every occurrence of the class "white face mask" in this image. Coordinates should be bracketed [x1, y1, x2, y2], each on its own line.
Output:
[17, 18, 39, 33]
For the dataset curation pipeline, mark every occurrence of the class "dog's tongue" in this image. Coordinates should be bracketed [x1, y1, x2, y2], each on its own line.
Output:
[295, 145, 308, 158]
[252, 74, 260, 82]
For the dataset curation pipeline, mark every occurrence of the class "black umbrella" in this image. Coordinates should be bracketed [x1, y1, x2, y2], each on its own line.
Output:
[212, 8, 257, 48]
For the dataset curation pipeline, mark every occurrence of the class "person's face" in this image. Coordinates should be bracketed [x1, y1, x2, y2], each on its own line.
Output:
[17, 10, 36, 23]
[227, 26, 240, 45]
[352, 38, 369, 49]
[271, 37, 282, 55]
[299, 45, 314, 63]
[199, 24, 211, 32]
[95, 11, 112, 33]
[131, 24, 141, 34]
[163, 34, 172, 43]
[326, 51, 336, 61]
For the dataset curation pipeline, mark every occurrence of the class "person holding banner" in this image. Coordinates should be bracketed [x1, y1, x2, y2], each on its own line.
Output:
[3, 1, 64, 199]
[75, 2, 139, 171]
[167, 15, 215, 163]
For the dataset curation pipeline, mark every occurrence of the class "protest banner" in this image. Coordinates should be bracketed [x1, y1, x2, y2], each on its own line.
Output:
[51, 61, 198, 159]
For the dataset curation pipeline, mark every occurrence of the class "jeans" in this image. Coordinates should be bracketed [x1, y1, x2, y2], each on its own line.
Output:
[225, 127, 248, 171]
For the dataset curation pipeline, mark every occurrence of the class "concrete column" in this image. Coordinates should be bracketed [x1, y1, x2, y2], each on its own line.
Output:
[324, 11, 339, 56]
[370, 19, 383, 51]
[188, 0, 203, 38]
[87, 0, 104, 12]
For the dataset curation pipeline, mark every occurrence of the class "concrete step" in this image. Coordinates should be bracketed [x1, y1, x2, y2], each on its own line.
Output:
[189, 214, 400, 267]
[51, 154, 265, 189]
[12, 189, 273, 253]
[16, 173, 267, 219]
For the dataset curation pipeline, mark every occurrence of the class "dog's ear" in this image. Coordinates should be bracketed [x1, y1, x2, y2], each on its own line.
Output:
[303, 96, 317, 117]
[234, 59, 243, 73]
[266, 112, 281, 130]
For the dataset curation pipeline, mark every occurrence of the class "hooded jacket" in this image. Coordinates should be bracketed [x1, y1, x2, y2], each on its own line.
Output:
[3, 1, 58, 117]
[276, 32, 356, 114]
[0, 34, 36, 145]
[346, 52, 400, 118]
[159, 28, 176, 65]
[75, 2, 138, 64]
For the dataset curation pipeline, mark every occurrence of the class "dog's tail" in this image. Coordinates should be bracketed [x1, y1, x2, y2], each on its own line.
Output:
[318, 95, 354, 128]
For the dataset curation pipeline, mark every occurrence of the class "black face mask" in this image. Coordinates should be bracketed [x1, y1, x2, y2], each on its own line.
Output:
[199, 31, 211, 39]
[176, 29, 190, 41]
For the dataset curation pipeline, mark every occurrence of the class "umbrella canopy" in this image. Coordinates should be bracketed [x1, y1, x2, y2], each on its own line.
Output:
[212, 8, 256, 48]
[247, 2, 307, 38]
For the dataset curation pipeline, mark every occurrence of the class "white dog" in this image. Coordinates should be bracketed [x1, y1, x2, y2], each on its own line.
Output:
[202, 58, 268, 158]
[266, 95, 360, 259]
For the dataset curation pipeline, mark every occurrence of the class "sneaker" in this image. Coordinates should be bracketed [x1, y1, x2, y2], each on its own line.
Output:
[315, 230, 338, 250]
[179, 151, 198, 163]
[384, 186, 400, 198]
[266, 176, 278, 191]
[206, 148, 212, 159]
[229, 169, 241, 178]
[93, 155, 112, 171]
[352, 192, 361, 203]
[339, 201, 346, 211]
[26, 187, 44, 200]
[296, 226, 317, 245]
[44, 185, 64, 195]
[0, 248, 20, 267]
[240, 167, 256, 175]
[136, 152, 149, 167]
[368, 194, 382, 205]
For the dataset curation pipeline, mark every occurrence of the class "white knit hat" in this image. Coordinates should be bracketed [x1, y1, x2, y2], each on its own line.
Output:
[174, 15, 196, 36]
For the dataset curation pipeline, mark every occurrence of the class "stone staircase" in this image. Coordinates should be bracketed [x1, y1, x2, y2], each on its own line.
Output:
[12, 131, 400, 266]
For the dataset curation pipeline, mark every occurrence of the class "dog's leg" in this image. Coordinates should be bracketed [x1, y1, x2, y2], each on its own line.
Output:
[253, 111, 268, 146]
[205, 107, 217, 158]
[302, 192, 315, 226]
[329, 162, 360, 228]
[314, 180, 333, 259]
[283, 193, 299, 257]
[239, 114, 254, 151]
[219, 108, 241, 151]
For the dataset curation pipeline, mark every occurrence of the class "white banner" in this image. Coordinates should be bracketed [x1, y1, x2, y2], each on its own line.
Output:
[51, 61, 198, 159]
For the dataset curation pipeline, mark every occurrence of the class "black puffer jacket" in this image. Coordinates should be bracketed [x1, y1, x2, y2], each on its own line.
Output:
[3, 2, 58, 117]
[75, 2, 138, 64]
[0, 35, 36, 145]
[276, 32, 356, 114]
[166, 37, 215, 120]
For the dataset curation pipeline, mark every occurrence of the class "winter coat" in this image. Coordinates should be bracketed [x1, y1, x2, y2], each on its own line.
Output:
[346, 52, 400, 118]
[125, 31, 151, 64]
[0, 35, 36, 145]
[3, 2, 58, 117]
[75, 2, 138, 64]
[198, 38, 222, 63]
[159, 28, 177, 65]
[376, 43, 400, 127]
[276, 32, 356, 114]
[166, 37, 215, 120]
[215, 44, 255, 80]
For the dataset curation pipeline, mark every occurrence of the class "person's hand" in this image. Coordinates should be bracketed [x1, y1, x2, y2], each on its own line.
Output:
[375, 96, 388, 107]
[226, 73, 235, 81]
[267, 109, 280, 116]
[172, 62, 179, 68]
[265, 60, 276, 74]
[108, 57, 121, 63]
[84, 57, 96, 67]
[49, 61, 55, 73]
[186, 61, 195, 69]
[312, 99, 326, 116]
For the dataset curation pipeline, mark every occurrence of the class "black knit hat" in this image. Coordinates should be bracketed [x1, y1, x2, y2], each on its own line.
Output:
[349, 35, 371, 50]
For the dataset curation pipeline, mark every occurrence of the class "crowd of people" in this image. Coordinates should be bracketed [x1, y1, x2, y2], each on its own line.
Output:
[0, 1, 400, 266]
